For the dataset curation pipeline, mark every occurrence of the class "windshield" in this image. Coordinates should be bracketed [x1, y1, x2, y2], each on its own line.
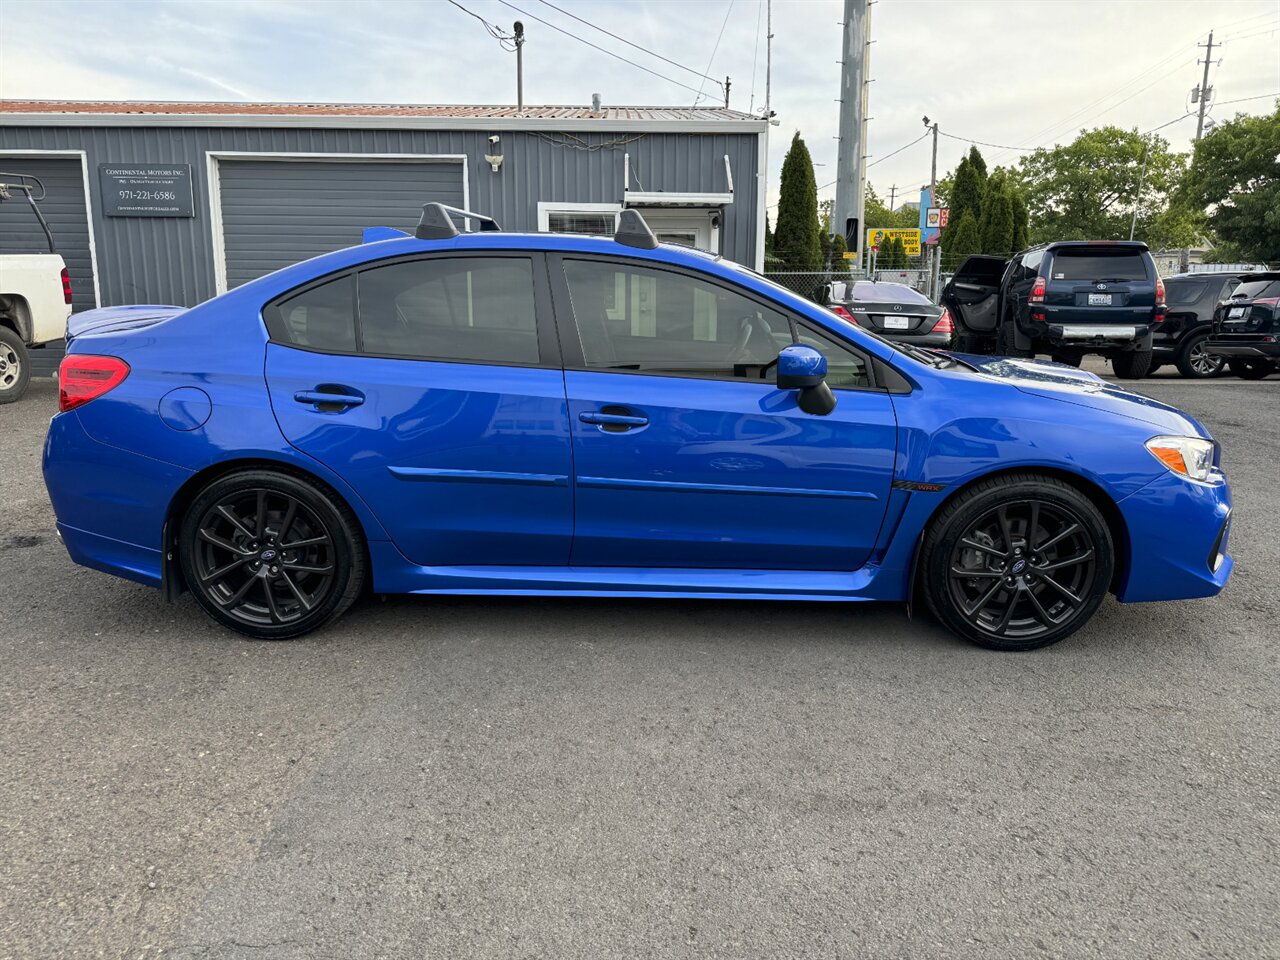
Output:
[1051, 249, 1149, 281]
[1230, 279, 1280, 300]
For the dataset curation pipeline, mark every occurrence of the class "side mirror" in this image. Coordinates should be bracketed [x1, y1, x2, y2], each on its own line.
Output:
[776, 344, 836, 415]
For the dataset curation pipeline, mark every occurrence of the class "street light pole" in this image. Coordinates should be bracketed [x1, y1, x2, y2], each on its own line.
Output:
[923, 116, 940, 298]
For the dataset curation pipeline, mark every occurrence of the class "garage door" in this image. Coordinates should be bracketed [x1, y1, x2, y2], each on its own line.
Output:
[217, 159, 465, 289]
[0, 156, 95, 313]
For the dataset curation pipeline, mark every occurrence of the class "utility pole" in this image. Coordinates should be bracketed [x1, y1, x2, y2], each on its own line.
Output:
[887, 184, 897, 212]
[922, 116, 940, 298]
[514, 21, 525, 112]
[834, 0, 871, 272]
[1195, 31, 1218, 141]
[765, 0, 773, 117]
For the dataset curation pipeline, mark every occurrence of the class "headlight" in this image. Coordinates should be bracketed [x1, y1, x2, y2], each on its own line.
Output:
[1145, 435, 1215, 481]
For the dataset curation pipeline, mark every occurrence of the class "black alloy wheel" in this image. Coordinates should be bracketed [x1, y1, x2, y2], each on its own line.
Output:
[922, 474, 1114, 651]
[179, 470, 365, 639]
[1176, 333, 1226, 379]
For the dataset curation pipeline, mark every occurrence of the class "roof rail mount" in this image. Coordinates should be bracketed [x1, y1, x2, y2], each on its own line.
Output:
[614, 209, 658, 250]
[415, 202, 502, 240]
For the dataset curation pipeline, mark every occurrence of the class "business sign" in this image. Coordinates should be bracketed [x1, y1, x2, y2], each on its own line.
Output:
[919, 186, 945, 245]
[99, 164, 194, 217]
[866, 228, 921, 256]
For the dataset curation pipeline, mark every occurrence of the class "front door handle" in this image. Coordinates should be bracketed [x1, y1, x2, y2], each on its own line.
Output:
[579, 411, 648, 428]
[294, 387, 365, 410]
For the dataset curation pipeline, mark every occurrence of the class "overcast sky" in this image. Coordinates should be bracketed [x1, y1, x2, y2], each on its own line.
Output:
[1, 0, 1277, 211]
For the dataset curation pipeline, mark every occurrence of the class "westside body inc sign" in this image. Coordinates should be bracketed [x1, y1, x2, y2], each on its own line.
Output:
[99, 164, 194, 217]
[866, 228, 922, 256]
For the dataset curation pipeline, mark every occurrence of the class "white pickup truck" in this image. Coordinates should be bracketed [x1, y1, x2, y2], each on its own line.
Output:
[1, 172, 74, 403]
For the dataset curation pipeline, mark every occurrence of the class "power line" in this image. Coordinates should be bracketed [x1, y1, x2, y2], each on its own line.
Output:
[693, 0, 735, 107]
[533, 0, 723, 85]
[769, 131, 931, 209]
[1216, 92, 1280, 106]
[445, 0, 518, 51]
[937, 129, 1036, 152]
[495, 0, 716, 100]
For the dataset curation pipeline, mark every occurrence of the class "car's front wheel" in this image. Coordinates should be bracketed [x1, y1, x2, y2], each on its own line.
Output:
[921, 474, 1114, 651]
[1176, 332, 1226, 379]
[178, 469, 366, 639]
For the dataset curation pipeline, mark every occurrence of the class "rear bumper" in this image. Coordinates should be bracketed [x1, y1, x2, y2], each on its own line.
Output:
[1206, 339, 1280, 359]
[1115, 468, 1233, 603]
[1046, 323, 1142, 341]
[880, 330, 950, 348]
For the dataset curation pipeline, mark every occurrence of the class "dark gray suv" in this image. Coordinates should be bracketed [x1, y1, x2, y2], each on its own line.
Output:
[942, 241, 1166, 378]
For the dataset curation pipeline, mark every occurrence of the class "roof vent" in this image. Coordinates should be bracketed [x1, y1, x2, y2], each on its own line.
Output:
[614, 209, 657, 250]
[591, 93, 602, 113]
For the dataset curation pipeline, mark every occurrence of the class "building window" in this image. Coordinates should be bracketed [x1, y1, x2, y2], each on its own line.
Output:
[538, 203, 621, 237]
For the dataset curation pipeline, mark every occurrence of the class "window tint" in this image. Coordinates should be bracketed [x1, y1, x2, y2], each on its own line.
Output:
[270, 275, 356, 353]
[358, 257, 539, 364]
[562, 259, 794, 378]
[1050, 250, 1149, 281]
[794, 323, 870, 389]
[1164, 279, 1208, 306]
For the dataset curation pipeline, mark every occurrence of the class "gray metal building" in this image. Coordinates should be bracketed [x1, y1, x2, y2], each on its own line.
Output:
[0, 101, 768, 325]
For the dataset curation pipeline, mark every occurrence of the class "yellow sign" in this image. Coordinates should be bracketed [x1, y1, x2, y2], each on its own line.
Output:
[866, 228, 921, 256]
[842, 251, 859, 260]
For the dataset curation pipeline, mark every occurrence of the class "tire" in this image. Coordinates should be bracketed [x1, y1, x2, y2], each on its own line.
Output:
[1050, 353, 1082, 367]
[0, 325, 31, 404]
[1112, 349, 1153, 379]
[178, 469, 366, 640]
[998, 316, 1032, 359]
[1175, 332, 1226, 379]
[920, 473, 1114, 651]
[1228, 358, 1274, 380]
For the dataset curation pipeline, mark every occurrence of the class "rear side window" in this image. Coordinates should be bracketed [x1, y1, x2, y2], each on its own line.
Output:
[1230, 279, 1280, 300]
[1164, 279, 1208, 306]
[358, 257, 539, 364]
[1049, 249, 1150, 281]
[269, 275, 356, 353]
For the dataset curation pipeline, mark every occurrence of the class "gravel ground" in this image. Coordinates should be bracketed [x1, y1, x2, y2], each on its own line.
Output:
[1, 371, 1277, 960]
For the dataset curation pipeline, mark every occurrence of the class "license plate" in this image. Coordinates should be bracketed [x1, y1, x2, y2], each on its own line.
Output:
[883, 316, 910, 330]
[1228, 306, 1246, 318]
[1088, 293, 1112, 305]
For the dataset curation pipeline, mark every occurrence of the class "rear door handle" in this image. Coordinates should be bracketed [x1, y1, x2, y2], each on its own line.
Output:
[294, 388, 365, 410]
[579, 411, 648, 428]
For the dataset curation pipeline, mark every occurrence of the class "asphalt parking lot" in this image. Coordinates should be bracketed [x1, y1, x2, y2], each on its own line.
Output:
[2, 367, 1277, 960]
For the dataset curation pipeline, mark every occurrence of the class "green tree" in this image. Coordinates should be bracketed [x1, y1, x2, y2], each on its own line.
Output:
[865, 182, 919, 230]
[968, 144, 988, 182]
[830, 232, 851, 274]
[774, 132, 823, 271]
[764, 212, 774, 260]
[980, 188, 1015, 257]
[945, 210, 982, 267]
[1176, 105, 1280, 262]
[1010, 192, 1029, 252]
[941, 157, 984, 250]
[1014, 125, 1199, 247]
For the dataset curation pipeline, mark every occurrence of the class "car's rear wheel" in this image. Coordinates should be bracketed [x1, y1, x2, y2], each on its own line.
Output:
[921, 474, 1114, 651]
[1228, 358, 1274, 380]
[998, 316, 1032, 358]
[178, 470, 365, 639]
[1112, 349, 1153, 379]
[1176, 332, 1226, 379]
[0, 326, 31, 404]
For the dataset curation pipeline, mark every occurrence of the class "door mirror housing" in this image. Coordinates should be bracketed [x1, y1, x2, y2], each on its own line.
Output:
[776, 344, 836, 415]
[776, 344, 827, 389]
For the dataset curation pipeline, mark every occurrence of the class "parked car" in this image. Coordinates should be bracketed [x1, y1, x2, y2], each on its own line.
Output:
[43, 206, 1233, 652]
[1206, 272, 1280, 380]
[0, 172, 74, 403]
[826, 280, 953, 348]
[1152, 272, 1245, 378]
[942, 241, 1166, 378]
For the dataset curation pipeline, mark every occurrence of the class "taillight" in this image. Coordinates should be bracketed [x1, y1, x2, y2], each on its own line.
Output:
[932, 308, 955, 334]
[1251, 298, 1280, 308]
[830, 305, 858, 325]
[58, 355, 130, 412]
[1155, 276, 1166, 306]
[61, 267, 73, 305]
[1030, 277, 1046, 303]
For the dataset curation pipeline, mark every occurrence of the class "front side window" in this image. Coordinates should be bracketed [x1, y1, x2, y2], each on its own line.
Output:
[358, 257, 539, 364]
[268, 275, 357, 353]
[562, 259, 793, 379]
[794, 323, 870, 389]
[1164, 279, 1208, 306]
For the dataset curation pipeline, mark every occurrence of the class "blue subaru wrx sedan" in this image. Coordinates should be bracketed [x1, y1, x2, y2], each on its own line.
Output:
[43, 207, 1232, 651]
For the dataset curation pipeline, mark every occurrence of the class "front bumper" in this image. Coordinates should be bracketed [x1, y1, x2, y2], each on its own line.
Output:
[1115, 468, 1233, 603]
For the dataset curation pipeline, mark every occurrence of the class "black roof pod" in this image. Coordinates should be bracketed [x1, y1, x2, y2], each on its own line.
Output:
[415, 202, 502, 240]
[614, 209, 658, 250]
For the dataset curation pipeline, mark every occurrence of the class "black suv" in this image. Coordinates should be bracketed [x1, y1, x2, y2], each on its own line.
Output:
[1207, 272, 1280, 379]
[1153, 272, 1244, 378]
[942, 241, 1165, 378]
